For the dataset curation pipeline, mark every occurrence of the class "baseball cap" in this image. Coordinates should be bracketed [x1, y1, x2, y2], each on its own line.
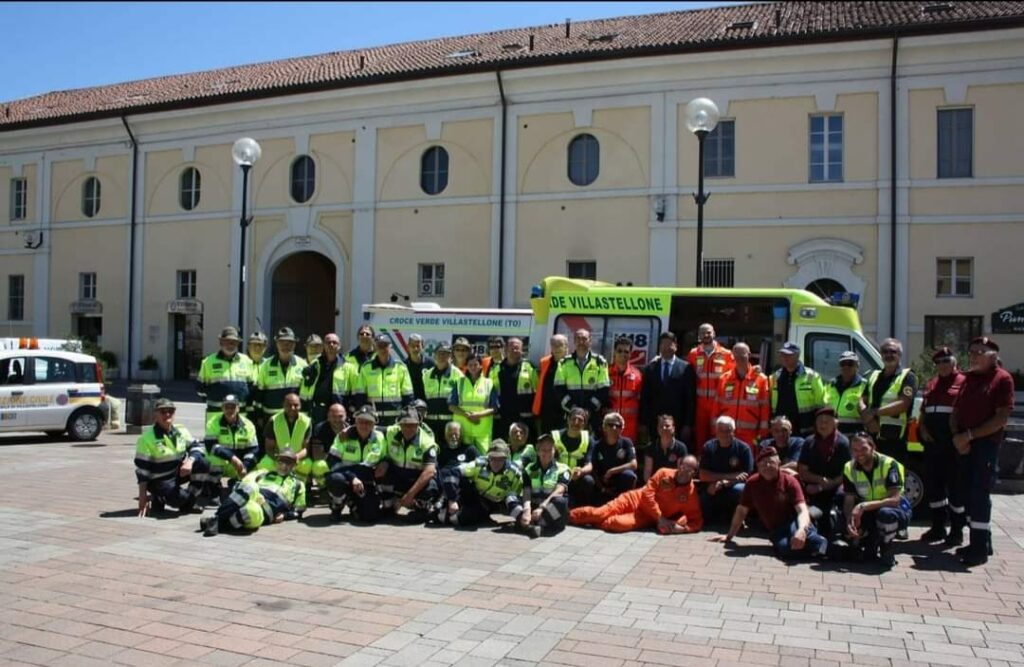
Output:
[838, 351, 858, 364]
[353, 405, 378, 423]
[375, 333, 391, 346]
[757, 446, 779, 463]
[779, 341, 800, 355]
[815, 406, 836, 418]
[219, 326, 241, 341]
[222, 394, 240, 406]
[275, 327, 297, 342]
[398, 408, 420, 425]
[306, 334, 323, 346]
[154, 398, 176, 411]
[932, 346, 956, 362]
[276, 448, 298, 462]
[487, 440, 511, 459]
[248, 331, 268, 344]
[452, 337, 471, 350]
[435, 342, 452, 354]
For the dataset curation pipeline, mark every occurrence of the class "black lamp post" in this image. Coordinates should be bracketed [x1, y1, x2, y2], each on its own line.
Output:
[231, 137, 261, 336]
[684, 98, 720, 287]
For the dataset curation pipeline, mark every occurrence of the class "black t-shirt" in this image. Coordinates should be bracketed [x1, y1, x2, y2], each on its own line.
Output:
[646, 439, 688, 474]
[798, 433, 851, 480]
[437, 443, 480, 470]
[407, 355, 435, 402]
[700, 438, 754, 475]
[591, 437, 636, 476]
[311, 420, 343, 447]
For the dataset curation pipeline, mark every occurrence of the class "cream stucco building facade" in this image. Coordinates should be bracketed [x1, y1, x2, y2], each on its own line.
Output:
[1, 3, 1022, 379]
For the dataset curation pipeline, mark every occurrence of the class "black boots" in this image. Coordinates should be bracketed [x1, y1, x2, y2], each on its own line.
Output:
[920, 506, 948, 542]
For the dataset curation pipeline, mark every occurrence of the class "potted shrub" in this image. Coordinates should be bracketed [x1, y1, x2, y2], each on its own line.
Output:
[99, 350, 120, 380]
[137, 355, 160, 382]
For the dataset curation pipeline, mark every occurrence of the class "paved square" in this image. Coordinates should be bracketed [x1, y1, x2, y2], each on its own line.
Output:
[1, 429, 1023, 667]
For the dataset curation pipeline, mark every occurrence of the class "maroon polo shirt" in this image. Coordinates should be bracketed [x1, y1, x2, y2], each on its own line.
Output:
[740, 471, 805, 532]
[952, 366, 1015, 443]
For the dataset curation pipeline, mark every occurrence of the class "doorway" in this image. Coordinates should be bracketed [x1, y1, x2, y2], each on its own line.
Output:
[270, 252, 337, 353]
[171, 313, 204, 380]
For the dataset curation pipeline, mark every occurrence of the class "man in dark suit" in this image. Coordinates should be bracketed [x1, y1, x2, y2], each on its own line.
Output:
[639, 331, 697, 452]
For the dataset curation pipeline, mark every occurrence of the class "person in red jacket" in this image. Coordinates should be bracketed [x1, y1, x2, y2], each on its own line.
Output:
[687, 323, 734, 452]
[569, 454, 703, 534]
[714, 343, 770, 450]
[608, 336, 643, 444]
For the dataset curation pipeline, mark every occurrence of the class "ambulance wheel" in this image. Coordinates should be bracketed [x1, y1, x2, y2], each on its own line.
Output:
[67, 408, 103, 442]
[904, 466, 925, 510]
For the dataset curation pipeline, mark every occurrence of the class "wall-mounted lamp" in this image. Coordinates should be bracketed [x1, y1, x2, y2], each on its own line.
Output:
[390, 292, 411, 303]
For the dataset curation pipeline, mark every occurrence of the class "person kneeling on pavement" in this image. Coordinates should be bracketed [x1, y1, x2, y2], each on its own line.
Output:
[698, 416, 754, 524]
[200, 448, 306, 536]
[514, 433, 570, 538]
[709, 446, 831, 560]
[571, 412, 638, 507]
[201, 394, 259, 501]
[379, 407, 441, 520]
[135, 398, 210, 517]
[437, 421, 481, 471]
[570, 455, 703, 534]
[439, 440, 523, 526]
[325, 405, 386, 522]
[840, 432, 912, 568]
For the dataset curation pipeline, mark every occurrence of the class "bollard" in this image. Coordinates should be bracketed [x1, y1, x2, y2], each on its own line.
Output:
[125, 384, 161, 434]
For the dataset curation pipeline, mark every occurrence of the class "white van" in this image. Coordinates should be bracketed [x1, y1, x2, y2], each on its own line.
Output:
[0, 348, 105, 440]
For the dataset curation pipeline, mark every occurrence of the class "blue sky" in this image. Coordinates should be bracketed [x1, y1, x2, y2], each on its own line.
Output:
[0, 2, 741, 103]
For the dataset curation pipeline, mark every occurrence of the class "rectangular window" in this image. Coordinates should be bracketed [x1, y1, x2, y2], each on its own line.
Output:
[809, 114, 843, 183]
[79, 272, 97, 300]
[7, 275, 24, 321]
[937, 108, 973, 178]
[418, 263, 445, 298]
[10, 178, 27, 221]
[566, 261, 597, 280]
[704, 120, 735, 178]
[177, 269, 197, 299]
[702, 258, 735, 288]
[936, 257, 972, 297]
[925, 316, 982, 354]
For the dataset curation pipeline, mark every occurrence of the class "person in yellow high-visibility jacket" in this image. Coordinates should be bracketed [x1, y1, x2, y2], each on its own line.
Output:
[449, 354, 500, 453]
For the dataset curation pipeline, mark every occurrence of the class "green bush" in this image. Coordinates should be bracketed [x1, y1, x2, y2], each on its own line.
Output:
[98, 350, 118, 369]
[139, 355, 159, 371]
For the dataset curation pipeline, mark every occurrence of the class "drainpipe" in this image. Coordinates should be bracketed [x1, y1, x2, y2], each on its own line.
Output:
[121, 115, 138, 382]
[496, 70, 508, 307]
[889, 34, 898, 338]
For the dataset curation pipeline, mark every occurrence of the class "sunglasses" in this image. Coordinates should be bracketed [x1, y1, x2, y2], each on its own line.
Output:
[839, 361, 856, 367]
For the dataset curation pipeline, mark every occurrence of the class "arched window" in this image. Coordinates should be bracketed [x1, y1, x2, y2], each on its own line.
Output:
[420, 146, 449, 195]
[806, 278, 847, 301]
[82, 177, 101, 217]
[567, 133, 599, 186]
[290, 155, 316, 203]
[179, 167, 201, 211]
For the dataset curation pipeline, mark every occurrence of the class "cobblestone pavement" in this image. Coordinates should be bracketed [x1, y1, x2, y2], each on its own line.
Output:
[1, 428, 1023, 667]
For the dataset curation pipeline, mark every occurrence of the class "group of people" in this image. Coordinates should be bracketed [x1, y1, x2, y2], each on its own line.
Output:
[133, 321, 1014, 568]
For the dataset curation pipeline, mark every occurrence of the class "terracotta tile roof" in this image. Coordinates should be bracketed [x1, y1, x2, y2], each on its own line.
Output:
[2, 1, 1023, 131]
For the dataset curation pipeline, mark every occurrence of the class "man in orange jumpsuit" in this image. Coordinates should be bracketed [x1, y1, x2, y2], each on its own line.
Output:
[714, 342, 770, 451]
[687, 323, 734, 452]
[569, 455, 703, 534]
